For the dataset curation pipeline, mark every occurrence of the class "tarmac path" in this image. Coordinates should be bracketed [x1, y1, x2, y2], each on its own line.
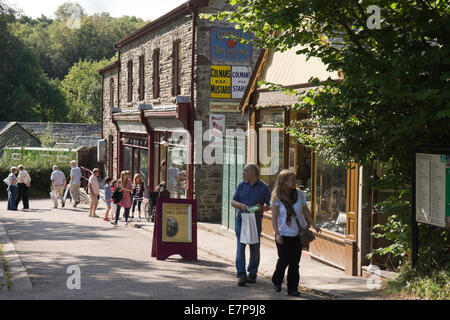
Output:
[0, 200, 322, 300]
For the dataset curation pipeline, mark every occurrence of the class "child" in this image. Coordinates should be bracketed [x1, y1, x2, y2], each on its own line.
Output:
[109, 179, 117, 222]
[131, 173, 145, 221]
[103, 178, 113, 221]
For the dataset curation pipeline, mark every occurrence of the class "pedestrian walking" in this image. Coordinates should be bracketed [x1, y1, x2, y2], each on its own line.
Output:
[113, 171, 133, 226]
[69, 160, 82, 207]
[270, 170, 321, 297]
[15, 165, 31, 210]
[5, 166, 18, 210]
[131, 173, 145, 221]
[231, 164, 271, 286]
[88, 168, 100, 218]
[50, 165, 66, 209]
[103, 178, 113, 221]
[110, 180, 117, 221]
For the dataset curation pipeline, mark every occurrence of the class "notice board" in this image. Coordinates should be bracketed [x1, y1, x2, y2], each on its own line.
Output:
[415, 153, 450, 228]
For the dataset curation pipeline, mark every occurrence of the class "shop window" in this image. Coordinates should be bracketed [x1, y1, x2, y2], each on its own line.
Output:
[258, 109, 285, 190]
[259, 128, 284, 190]
[139, 149, 148, 194]
[153, 143, 160, 188]
[167, 132, 188, 199]
[315, 158, 347, 235]
[260, 110, 284, 126]
[123, 146, 132, 172]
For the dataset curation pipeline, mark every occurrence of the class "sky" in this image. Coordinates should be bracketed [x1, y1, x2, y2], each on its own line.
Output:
[5, 0, 187, 21]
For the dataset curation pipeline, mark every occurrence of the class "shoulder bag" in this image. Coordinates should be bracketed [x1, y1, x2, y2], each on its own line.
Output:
[294, 212, 315, 248]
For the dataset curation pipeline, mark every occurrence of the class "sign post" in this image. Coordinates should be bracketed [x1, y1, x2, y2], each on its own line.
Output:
[151, 198, 197, 261]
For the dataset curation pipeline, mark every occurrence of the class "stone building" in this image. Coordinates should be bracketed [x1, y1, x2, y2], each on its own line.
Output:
[99, 0, 260, 221]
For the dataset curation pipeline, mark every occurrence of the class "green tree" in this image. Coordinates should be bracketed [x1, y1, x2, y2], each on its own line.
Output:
[11, 3, 146, 79]
[0, 1, 68, 122]
[62, 57, 114, 123]
[207, 0, 450, 274]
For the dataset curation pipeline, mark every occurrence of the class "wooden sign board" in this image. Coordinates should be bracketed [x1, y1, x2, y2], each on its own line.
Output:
[151, 198, 197, 261]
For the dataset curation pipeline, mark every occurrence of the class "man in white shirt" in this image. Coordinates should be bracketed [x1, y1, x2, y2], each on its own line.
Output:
[69, 160, 82, 207]
[167, 162, 180, 198]
[50, 165, 66, 209]
[88, 168, 100, 218]
[15, 164, 31, 210]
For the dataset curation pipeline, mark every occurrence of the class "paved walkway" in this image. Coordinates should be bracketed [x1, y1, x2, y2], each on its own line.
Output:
[0, 199, 386, 300]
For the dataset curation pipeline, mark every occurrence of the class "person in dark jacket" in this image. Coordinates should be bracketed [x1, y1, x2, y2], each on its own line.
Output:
[131, 173, 145, 221]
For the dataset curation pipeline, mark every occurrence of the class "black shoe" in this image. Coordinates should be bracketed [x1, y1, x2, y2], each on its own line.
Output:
[61, 202, 65, 208]
[246, 275, 257, 284]
[288, 291, 301, 297]
[238, 278, 247, 286]
[273, 284, 281, 293]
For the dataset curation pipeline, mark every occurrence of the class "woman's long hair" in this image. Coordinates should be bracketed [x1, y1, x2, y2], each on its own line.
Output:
[120, 171, 128, 189]
[134, 173, 142, 185]
[271, 170, 296, 204]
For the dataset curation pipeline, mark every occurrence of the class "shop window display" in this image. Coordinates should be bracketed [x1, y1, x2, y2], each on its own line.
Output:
[258, 110, 284, 191]
[123, 146, 132, 172]
[315, 159, 347, 235]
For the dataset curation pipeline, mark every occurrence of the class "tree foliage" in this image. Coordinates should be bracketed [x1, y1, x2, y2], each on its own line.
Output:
[12, 3, 146, 79]
[0, 1, 68, 122]
[62, 58, 114, 123]
[209, 0, 450, 183]
[1, 1, 147, 123]
[207, 0, 450, 273]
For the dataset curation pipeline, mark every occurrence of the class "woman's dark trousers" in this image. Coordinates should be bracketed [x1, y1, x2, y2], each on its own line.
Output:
[272, 235, 302, 293]
[15, 183, 29, 209]
[115, 205, 130, 224]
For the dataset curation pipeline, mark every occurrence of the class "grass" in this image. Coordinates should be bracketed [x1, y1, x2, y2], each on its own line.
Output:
[381, 263, 450, 300]
[0, 243, 12, 291]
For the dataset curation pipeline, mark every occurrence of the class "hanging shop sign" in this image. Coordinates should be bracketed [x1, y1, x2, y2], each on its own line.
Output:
[210, 65, 231, 99]
[415, 153, 450, 228]
[211, 27, 252, 64]
[152, 198, 198, 261]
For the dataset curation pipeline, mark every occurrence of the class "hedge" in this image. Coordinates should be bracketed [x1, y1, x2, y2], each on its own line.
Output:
[0, 148, 76, 200]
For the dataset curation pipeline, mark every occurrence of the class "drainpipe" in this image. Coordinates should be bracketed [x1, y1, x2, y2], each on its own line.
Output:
[100, 74, 104, 139]
[187, 3, 197, 199]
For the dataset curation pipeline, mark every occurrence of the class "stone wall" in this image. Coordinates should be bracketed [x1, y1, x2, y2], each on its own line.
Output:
[101, 0, 259, 221]
[102, 67, 119, 179]
[193, 1, 259, 221]
[118, 16, 193, 109]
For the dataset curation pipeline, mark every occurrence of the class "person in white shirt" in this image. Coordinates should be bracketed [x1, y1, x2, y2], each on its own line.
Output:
[50, 165, 66, 209]
[69, 160, 82, 207]
[15, 164, 31, 210]
[271, 170, 320, 297]
[167, 162, 180, 198]
[88, 168, 100, 218]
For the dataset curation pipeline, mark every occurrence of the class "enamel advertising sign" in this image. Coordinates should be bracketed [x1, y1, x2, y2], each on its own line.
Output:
[211, 27, 252, 64]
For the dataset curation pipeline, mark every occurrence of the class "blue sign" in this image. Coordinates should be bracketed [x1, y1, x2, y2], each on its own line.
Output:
[211, 27, 252, 64]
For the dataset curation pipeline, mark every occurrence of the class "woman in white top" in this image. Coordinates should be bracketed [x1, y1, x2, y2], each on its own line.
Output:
[271, 170, 320, 297]
[6, 167, 18, 210]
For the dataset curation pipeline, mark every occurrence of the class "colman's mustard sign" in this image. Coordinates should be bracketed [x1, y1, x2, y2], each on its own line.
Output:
[210, 65, 231, 99]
